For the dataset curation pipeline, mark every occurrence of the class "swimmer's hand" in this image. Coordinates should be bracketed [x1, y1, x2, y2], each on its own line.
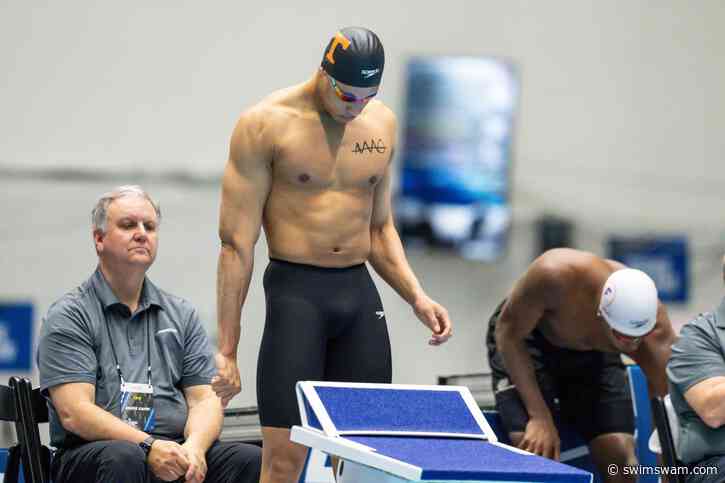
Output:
[211, 353, 241, 407]
[519, 417, 560, 460]
[412, 295, 452, 346]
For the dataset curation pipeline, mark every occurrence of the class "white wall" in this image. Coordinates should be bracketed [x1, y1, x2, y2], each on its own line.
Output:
[2, 2, 723, 198]
[2, 1, 724, 409]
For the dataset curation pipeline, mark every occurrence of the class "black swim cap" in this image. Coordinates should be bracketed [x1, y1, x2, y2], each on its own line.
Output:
[320, 27, 384, 88]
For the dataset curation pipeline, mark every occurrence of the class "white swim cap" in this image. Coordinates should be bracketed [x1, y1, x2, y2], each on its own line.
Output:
[599, 268, 658, 337]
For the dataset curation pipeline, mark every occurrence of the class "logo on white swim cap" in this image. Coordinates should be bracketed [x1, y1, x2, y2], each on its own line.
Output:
[599, 268, 658, 337]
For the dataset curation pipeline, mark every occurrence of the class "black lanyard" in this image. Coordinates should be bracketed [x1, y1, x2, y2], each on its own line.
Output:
[104, 308, 152, 386]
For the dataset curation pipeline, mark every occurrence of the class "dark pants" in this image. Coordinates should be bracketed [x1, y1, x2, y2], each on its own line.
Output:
[51, 439, 261, 483]
[686, 455, 725, 483]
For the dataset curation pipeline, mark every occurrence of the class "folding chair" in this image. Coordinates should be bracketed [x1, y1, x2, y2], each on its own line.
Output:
[0, 377, 24, 483]
[650, 395, 685, 483]
[15, 377, 51, 483]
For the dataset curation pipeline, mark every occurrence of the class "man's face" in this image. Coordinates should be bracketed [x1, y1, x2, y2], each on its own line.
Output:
[321, 71, 378, 123]
[608, 328, 645, 353]
[95, 196, 158, 270]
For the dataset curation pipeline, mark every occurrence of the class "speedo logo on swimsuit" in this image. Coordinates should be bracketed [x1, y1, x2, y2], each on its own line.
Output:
[375, 311, 385, 319]
[361, 68, 380, 79]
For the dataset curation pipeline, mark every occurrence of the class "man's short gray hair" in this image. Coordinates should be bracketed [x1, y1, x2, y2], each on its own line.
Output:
[91, 185, 162, 234]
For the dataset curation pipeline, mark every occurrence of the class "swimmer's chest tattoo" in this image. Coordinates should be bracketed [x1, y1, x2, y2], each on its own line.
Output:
[352, 138, 387, 155]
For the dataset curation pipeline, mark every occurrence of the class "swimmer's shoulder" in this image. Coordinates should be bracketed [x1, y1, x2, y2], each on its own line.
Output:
[535, 248, 607, 272]
[527, 248, 599, 287]
[229, 86, 307, 154]
[531, 249, 616, 297]
[363, 99, 397, 128]
[530, 248, 580, 274]
[236, 86, 305, 129]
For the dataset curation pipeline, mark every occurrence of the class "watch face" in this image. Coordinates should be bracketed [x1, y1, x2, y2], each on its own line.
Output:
[141, 437, 154, 454]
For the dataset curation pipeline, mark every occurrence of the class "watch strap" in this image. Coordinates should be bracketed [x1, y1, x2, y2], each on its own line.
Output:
[139, 436, 156, 457]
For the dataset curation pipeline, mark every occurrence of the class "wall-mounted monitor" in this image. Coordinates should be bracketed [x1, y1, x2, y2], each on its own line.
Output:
[396, 56, 518, 261]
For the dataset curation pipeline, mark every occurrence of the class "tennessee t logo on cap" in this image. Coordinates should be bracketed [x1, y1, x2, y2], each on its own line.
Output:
[325, 32, 351, 65]
[321, 27, 385, 88]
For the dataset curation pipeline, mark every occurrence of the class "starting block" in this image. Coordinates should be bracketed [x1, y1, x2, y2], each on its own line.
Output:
[291, 382, 592, 482]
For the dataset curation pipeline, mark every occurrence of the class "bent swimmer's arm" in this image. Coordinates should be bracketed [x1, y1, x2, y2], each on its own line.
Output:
[496, 273, 554, 423]
[368, 159, 422, 305]
[368, 135, 452, 344]
[213, 110, 273, 405]
[629, 301, 676, 397]
[368, 115, 422, 303]
[495, 263, 562, 459]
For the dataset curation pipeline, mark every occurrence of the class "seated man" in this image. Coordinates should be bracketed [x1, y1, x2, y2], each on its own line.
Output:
[38, 185, 261, 483]
[667, 255, 725, 482]
[486, 248, 675, 482]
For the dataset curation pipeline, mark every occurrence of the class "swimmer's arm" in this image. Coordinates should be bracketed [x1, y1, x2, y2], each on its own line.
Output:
[367, 113, 424, 303]
[217, 110, 273, 358]
[495, 265, 561, 423]
[368, 156, 424, 304]
[629, 302, 675, 397]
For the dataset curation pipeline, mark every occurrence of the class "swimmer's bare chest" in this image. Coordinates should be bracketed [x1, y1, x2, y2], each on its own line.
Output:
[273, 121, 390, 190]
[536, 302, 613, 352]
[262, 116, 392, 264]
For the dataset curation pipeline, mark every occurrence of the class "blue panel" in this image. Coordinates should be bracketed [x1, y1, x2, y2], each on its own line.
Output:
[0, 302, 33, 371]
[608, 236, 689, 303]
[0, 447, 27, 483]
[303, 394, 322, 431]
[627, 365, 658, 483]
[484, 409, 602, 482]
[315, 387, 483, 435]
[347, 436, 591, 482]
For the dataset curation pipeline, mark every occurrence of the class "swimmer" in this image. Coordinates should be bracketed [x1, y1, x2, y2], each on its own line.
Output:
[212, 26, 453, 483]
[486, 248, 675, 482]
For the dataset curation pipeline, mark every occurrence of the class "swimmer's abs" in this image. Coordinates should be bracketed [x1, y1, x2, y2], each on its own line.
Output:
[263, 199, 378, 266]
[267, 233, 372, 268]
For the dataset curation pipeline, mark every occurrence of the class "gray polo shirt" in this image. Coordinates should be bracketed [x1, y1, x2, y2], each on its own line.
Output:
[667, 298, 725, 464]
[38, 268, 215, 448]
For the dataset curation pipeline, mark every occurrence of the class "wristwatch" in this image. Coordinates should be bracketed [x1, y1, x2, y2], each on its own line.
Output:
[139, 436, 156, 458]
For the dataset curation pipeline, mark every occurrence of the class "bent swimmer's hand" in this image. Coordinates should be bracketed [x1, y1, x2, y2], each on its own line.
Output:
[519, 417, 560, 461]
[412, 295, 452, 346]
[211, 353, 241, 407]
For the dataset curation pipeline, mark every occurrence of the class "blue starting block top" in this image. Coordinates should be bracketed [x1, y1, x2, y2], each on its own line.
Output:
[297, 382, 493, 439]
[348, 436, 590, 482]
[291, 382, 592, 482]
